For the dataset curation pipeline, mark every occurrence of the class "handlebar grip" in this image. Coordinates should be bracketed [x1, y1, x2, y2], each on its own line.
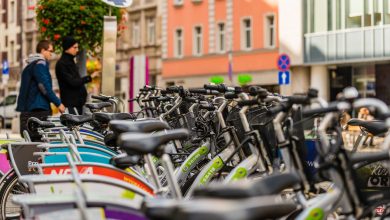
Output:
[157, 97, 171, 102]
[167, 86, 180, 93]
[302, 105, 339, 117]
[237, 99, 259, 107]
[267, 103, 288, 115]
[225, 93, 238, 99]
[199, 105, 216, 111]
[308, 88, 319, 98]
[184, 97, 197, 103]
[128, 98, 138, 102]
[204, 84, 220, 91]
[188, 88, 208, 94]
[288, 95, 310, 104]
[91, 95, 110, 102]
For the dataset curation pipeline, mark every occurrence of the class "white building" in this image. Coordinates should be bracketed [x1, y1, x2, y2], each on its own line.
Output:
[280, 0, 390, 103]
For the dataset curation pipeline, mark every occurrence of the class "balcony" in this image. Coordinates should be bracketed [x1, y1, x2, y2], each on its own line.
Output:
[304, 25, 390, 64]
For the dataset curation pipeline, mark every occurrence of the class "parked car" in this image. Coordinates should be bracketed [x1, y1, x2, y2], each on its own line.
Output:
[0, 92, 18, 127]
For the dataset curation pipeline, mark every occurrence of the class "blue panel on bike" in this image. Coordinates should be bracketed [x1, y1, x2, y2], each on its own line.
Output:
[80, 129, 104, 138]
[48, 147, 112, 158]
[83, 140, 117, 155]
[44, 155, 68, 164]
[80, 154, 110, 164]
[304, 139, 318, 177]
[43, 154, 110, 164]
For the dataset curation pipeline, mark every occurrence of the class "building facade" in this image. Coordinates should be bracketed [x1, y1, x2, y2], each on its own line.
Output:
[280, 0, 390, 102]
[116, 0, 162, 98]
[160, 0, 281, 90]
[0, 0, 23, 95]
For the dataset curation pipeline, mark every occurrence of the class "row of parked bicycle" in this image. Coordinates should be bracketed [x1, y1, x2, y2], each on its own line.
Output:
[0, 84, 389, 219]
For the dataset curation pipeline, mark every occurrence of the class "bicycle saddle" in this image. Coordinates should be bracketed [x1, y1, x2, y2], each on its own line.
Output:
[93, 112, 136, 124]
[176, 196, 297, 220]
[193, 172, 301, 199]
[109, 153, 141, 169]
[27, 117, 55, 132]
[109, 120, 170, 134]
[142, 198, 180, 220]
[347, 119, 388, 136]
[60, 114, 93, 127]
[117, 129, 189, 156]
[85, 102, 112, 111]
[145, 196, 297, 220]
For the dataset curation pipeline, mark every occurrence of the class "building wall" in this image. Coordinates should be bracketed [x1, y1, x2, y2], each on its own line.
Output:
[162, 0, 279, 88]
[279, 0, 304, 65]
[0, 0, 22, 93]
[116, 0, 162, 83]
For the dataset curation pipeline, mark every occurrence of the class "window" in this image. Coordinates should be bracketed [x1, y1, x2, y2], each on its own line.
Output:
[10, 41, 14, 64]
[132, 20, 140, 47]
[385, 0, 390, 24]
[193, 26, 203, 56]
[347, 0, 363, 28]
[216, 22, 225, 53]
[174, 28, 183, 58]
[264, 15, 275, 48]
[26, 37, 33, 55]
[0, 95, 17, 106]
[166, 81, 175, 87]
[241, 18, 252, 50]
[10, 1, 15, 23]
[147, 17, 156, 45]
[174, 0, 184, 6]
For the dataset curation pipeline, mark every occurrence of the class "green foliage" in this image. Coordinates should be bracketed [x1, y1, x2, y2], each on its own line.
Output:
[36, 0, 121, 52]
[237, 74, 252, 86]
[209, 76, 224, 84]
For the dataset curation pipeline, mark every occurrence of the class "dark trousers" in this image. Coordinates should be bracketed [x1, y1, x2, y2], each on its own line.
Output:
[20, 110, 51, 142]
[67, 106, 83, 115]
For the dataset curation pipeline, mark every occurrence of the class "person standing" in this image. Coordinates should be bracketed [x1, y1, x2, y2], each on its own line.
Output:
[55, 36, 92, 115]
[16, 40, 65, 140]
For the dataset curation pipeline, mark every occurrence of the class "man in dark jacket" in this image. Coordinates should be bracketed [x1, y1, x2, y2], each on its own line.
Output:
[16, 40, 65, 140]
[55, 36, 91, 115]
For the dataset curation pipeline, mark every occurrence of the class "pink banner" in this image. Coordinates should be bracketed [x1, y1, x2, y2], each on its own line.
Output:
[0, 152, 11, 174]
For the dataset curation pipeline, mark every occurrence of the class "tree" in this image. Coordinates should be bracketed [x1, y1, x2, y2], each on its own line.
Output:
[36, 0, 122, 76]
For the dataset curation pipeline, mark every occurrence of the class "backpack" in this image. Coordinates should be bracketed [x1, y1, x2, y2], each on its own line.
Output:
[16, 60, 40, 112]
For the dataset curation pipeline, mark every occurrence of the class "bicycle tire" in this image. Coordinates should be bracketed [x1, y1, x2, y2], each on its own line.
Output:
[0, 170, 28, 220]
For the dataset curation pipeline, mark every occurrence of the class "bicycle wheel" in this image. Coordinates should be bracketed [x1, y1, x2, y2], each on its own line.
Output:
[0, 170, 28, 220]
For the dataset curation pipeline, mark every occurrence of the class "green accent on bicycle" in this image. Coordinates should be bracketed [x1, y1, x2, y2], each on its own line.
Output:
[121, 190, 135, 200]
[306, 208, 324, 220]
[182, 146, 209, 173]
[0, 140, 18, 145]
[231, 167, 248, 181]
[200, 157, 224, 185]
[152, 156, 160, 165]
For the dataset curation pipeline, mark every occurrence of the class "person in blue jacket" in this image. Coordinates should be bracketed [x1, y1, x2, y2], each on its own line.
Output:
[16, 40, 65, 140]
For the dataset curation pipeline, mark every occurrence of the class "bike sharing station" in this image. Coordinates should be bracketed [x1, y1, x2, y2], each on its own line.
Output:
[1, 0, 390, 219]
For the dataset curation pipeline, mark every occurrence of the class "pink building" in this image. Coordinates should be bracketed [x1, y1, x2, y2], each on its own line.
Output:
[160, 0, 279, 90]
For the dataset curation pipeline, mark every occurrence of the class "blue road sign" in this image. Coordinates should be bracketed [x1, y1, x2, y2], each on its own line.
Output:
[2, 60, 9, 75]
[277, 54, 290, 71]
[278, 71, 290, 85]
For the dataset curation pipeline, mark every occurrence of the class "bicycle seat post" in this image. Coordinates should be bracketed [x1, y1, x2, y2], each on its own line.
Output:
[160, 151, 183, 200]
